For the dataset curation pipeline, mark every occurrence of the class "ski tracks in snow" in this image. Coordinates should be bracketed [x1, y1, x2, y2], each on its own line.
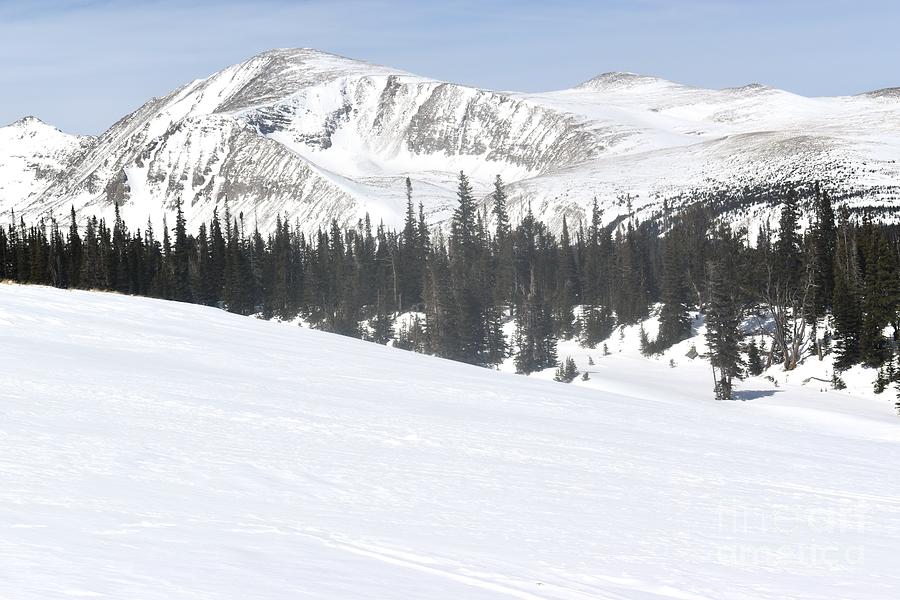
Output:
[286, 527, 706, 600]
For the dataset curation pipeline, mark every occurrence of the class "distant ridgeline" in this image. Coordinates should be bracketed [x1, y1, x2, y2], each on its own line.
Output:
[1, 174, 899, 405]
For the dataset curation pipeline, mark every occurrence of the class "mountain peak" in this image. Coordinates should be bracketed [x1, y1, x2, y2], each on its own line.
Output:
[7, 115, 51, 128]
[241, 47, 402, 77]
[2, 116, 80, 139]
[577, 71, 671, 91]
[252, 47, 358, 62]
[191, 47, 414, 115]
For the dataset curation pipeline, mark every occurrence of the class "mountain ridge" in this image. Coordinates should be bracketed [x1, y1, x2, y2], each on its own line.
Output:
[1, 48, 898, 235]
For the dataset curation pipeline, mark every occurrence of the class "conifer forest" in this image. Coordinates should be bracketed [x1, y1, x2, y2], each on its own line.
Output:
[2, 173, 899, 404]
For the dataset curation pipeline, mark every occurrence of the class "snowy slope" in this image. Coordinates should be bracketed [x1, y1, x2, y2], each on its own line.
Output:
[517, 308, 900, 420]
[1, 49, 898, 235]
[3, 49, 597, 235]
[0, 117, 92, 211]
[513, 74, 900, 230]
[2, 284, 900, 599]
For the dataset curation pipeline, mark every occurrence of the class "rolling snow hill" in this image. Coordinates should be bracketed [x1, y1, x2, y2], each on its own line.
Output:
[2, 284, 900, 599]
[1, 48, 898, 235]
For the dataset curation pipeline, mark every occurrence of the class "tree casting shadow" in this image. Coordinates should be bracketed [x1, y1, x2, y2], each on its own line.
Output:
[732, 389, 782, 401]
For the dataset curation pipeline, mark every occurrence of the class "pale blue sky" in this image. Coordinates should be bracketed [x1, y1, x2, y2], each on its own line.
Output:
[2, 0, 897, 134]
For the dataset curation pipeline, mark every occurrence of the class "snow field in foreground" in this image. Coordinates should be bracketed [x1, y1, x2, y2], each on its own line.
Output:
[1, 284, 899, 599]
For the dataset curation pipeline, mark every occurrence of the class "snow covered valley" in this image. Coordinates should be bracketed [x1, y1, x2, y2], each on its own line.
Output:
[2, 284, 900, 599]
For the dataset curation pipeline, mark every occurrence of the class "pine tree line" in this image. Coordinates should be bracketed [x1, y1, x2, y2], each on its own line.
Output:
[2, 176, 899, 403]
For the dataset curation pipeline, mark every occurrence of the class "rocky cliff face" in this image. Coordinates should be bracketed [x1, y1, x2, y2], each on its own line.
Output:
[2, 48, 898, 235]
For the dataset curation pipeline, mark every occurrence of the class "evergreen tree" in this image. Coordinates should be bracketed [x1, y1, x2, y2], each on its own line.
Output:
[47, 217, 66, 288]
[491, 175, 515, 312]
[28, 219, 48, 284]
[448, 171, 488, 364]
[173, 198, 192, 302]
[399, 177, 424, 310]
[638, 324, 652, 357]
[369, 291, 395, 345]
[705, 255, 743, 400]
[67, 207, 82, 288]
[746, 339, 764, 376]
[580, 304, 615, 348]
[195, 223, 214, 305]
[0, 225, 8, 280]
[832, 210, 862, 369]
[210, 206, 226, 301]
[110, 202, 129, 292]
[582, 198, 604, 306]
[859, 221, 899, 367]
[512, 209, 558, 374]
[613, 221, 650, 324]
[223, 216, 252, 314]
[657, 230, 692, 349]
[80, 216, 108, 289]
[423, 232, 457, 358]
[773, 189, 803, 289]
[554, 357, 579, 383]
[810, 184, 836, 317]
[554, 216, 577, 338]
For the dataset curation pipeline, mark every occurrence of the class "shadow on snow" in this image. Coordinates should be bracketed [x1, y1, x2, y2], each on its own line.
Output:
[731, 389, 782, 401]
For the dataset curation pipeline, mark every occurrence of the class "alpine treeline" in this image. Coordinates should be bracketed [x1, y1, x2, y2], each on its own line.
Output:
[1, 175, 898, 403]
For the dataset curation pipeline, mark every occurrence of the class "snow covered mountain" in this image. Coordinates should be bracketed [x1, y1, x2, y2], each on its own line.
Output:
[1, 48, 898, 235]
[3, 283, 900, 599]
[0, 117, 93, 212]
